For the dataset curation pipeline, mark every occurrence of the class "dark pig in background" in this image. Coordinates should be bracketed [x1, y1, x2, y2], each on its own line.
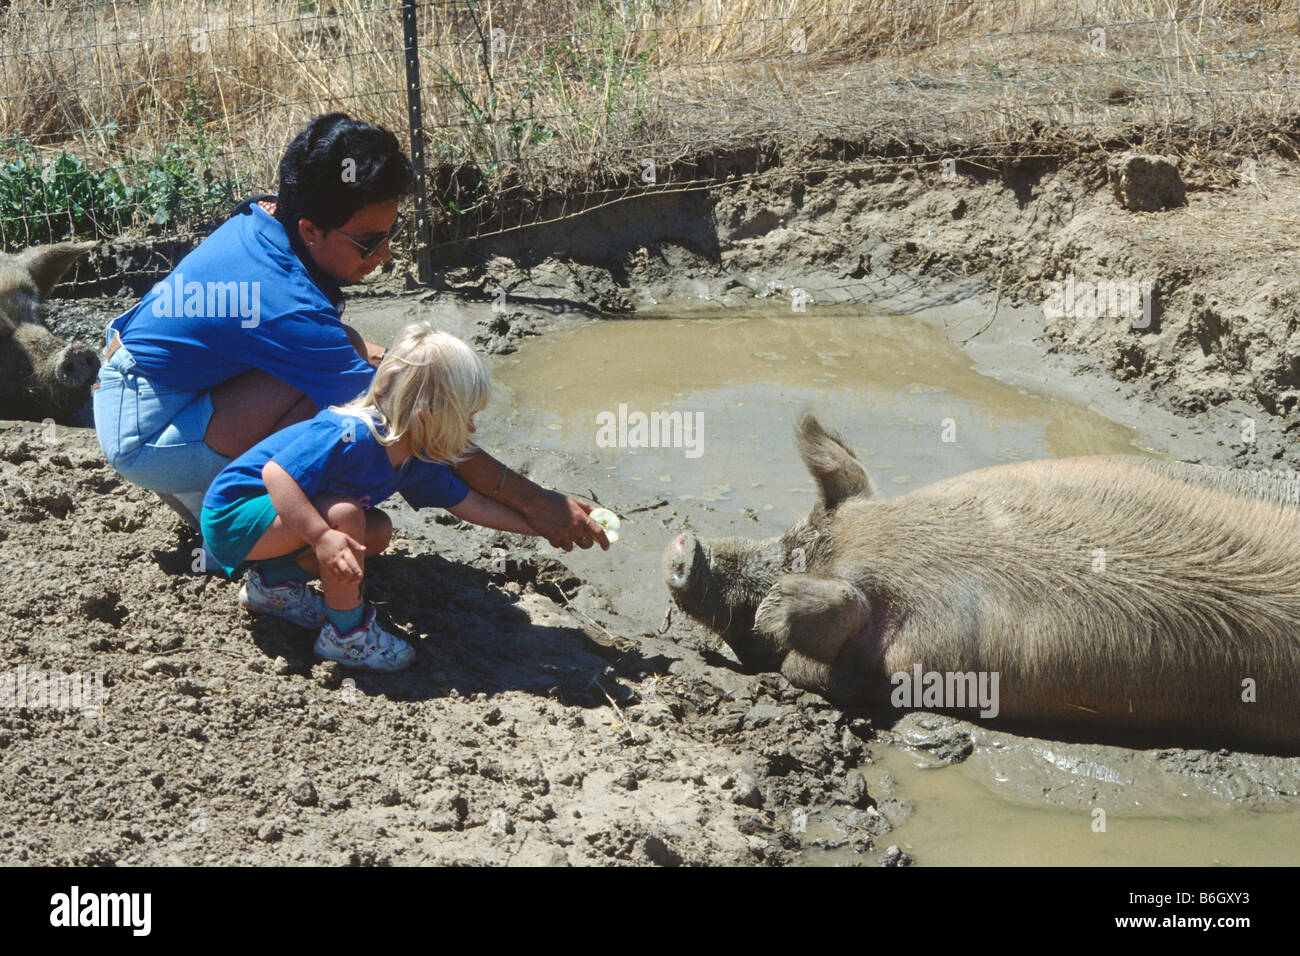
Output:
[0, 241, 99, 422]
[663, 413, 1300, 754]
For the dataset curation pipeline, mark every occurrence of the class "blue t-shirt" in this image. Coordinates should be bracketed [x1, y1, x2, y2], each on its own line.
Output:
[111, 203, 376, 409]
[203, 409, 470, 515]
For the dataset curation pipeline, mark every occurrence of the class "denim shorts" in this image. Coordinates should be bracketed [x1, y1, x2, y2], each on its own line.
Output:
[92, 316, 234, 495]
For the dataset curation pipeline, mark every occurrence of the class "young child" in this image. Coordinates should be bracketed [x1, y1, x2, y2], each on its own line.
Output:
[200, 322, 537, 672]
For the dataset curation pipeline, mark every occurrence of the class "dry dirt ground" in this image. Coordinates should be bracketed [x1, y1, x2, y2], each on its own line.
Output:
[9, 131, 1300, 865]
[0, 421, 888, 866]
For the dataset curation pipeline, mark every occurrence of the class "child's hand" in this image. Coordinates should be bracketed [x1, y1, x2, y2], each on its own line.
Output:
[313, 528, 366, 581]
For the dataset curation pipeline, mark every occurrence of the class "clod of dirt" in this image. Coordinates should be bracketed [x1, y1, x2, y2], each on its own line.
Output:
[731, 778, 765, 808]
[78, 588, 126, 626]
[1108, 152, 1186, 211]
[891, 715, 975, 764]
[880, 844, 914, 867]
[640, 834, 683, 867]
[289, 779, 319, 807]
[836, 772, 871, 809]
[312, 661, 343, 688]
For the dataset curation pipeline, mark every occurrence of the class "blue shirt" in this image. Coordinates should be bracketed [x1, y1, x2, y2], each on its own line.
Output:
[112, 203, 376, 409]
[203, 409, 470, 515]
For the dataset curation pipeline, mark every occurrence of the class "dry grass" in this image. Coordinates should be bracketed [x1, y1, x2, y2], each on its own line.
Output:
[0, 0, 1297, 241]
[646, 0, 1299, 151]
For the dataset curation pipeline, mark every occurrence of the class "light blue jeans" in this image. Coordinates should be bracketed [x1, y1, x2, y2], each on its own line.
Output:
[92, 317, 233, 496]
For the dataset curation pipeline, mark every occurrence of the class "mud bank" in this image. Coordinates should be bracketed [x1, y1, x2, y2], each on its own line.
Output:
[413, 132, 1300, 469]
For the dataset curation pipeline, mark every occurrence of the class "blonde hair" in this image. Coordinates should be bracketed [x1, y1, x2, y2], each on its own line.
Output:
[330, 322, 490, 464]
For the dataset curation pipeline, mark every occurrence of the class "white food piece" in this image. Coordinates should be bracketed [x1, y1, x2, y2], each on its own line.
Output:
[589, 508, 620, 543]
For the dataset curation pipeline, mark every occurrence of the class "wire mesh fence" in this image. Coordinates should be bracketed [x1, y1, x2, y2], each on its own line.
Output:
[1, 0, 1297, 285]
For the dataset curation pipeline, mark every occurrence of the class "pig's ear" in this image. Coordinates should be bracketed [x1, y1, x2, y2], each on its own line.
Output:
[17, 241, 95, 300]
[796, 412, 874, 509]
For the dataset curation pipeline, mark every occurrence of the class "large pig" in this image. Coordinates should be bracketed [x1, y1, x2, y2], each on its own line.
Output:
[663, 413, 1300, 754]
[0, 241, 100, 422]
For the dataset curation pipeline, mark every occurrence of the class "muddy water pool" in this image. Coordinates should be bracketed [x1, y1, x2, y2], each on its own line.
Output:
[482, 303, 1152, 620]
[845, 736, 1300, 866]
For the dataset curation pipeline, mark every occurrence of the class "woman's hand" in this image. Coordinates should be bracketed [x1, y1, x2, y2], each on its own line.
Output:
[526, 491, 609, 551]
[312, 527, 366, 581]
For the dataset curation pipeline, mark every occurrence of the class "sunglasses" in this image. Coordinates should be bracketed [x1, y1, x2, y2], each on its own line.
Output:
[336, 212, 408, 259]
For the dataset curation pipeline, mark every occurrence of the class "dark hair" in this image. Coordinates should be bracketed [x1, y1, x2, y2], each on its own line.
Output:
[276, 113, 414, 234]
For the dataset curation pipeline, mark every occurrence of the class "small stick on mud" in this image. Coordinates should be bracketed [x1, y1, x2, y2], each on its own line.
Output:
[556, 593, 619, 643]
[0, 462, 33, 499]
[589, 677, 630, 730]
[958, 275, 1002, 346]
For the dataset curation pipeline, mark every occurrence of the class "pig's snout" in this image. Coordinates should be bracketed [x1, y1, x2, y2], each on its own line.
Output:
[663, 532, 705, 596]
[55, 345, 100, 386]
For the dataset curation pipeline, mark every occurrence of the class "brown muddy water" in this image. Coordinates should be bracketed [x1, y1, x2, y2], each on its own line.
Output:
[484, 303, 1153, 621]
[357, 298, 1300, 866]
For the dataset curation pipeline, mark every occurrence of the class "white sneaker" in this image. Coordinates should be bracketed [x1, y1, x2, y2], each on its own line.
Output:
[238, 568, 327, 628]
[314, 605, 414, 673]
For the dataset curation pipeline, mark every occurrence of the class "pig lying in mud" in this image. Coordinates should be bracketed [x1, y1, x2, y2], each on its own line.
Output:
[664, 414, 1300, 754]
[0, 242, 100, 422]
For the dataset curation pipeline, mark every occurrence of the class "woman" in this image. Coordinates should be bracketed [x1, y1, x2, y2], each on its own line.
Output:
[93, 112, 605, 551]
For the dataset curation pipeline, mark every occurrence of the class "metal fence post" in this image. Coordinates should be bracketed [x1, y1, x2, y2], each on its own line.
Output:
[402, 0, 432, 285]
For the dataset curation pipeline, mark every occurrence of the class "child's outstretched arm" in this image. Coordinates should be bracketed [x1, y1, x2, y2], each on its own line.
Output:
[447, 488, 537, 536]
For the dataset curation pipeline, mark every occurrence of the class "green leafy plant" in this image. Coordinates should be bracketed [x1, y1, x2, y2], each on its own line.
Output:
[0, 81, 253, 248]
[0, 137, 135, 246]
